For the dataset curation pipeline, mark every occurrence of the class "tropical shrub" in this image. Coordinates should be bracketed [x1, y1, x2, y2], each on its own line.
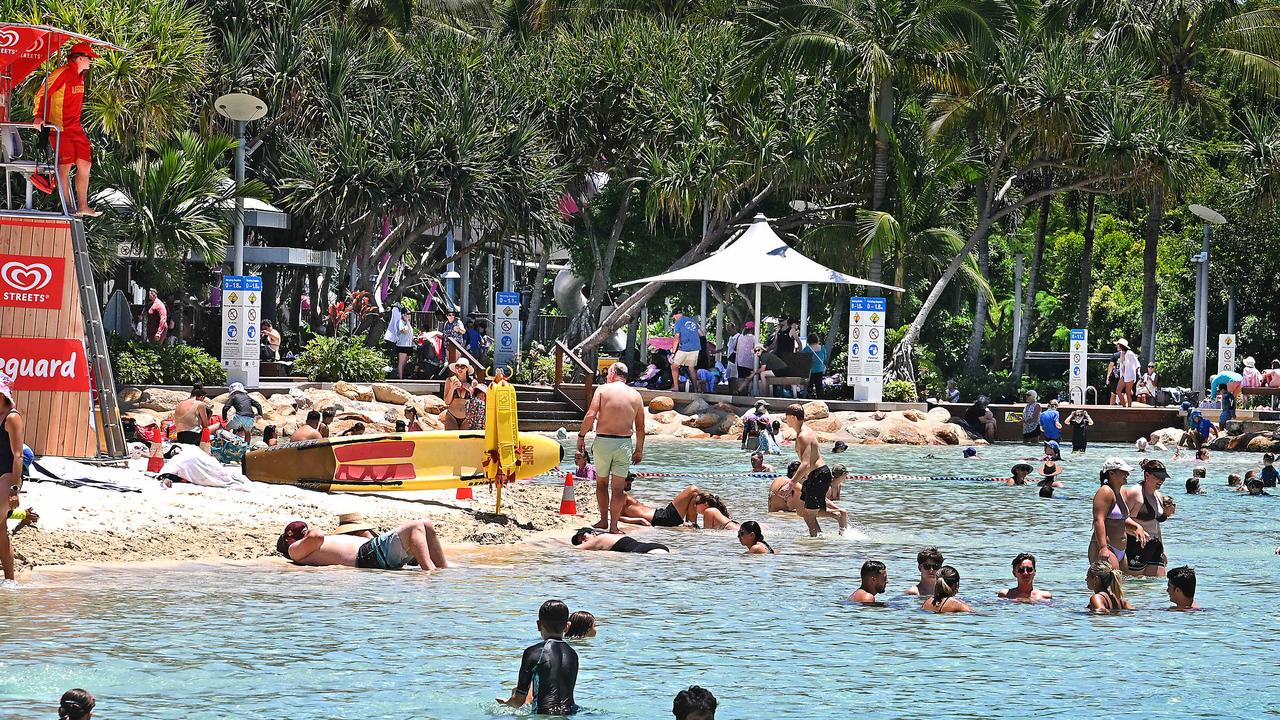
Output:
[108, 336, 226, 386]
[882, 379, 917, 403]
[293, 335, 389, 382]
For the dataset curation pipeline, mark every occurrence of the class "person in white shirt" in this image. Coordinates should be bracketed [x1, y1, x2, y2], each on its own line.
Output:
[1113, 338, 1141, 407]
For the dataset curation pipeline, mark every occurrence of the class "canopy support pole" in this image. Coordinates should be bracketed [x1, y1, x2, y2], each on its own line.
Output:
[699, 281, 707, 338]
[753, 283, 762, 396]
[799, 283, 809, 345]
[715, 284, 724, 364]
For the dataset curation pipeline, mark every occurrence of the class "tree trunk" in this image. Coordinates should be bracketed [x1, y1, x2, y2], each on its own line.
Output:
[1076, 194, 1096, 328]
[887, 241, 906, 329]
[1141, 179, 1163, 364]
[822, 296, 842, 355]
[523, 240, 553, 349]
[867, 77, 894, 289]
[1012, 196, 1050, 380]
[964, 233, 991, 372]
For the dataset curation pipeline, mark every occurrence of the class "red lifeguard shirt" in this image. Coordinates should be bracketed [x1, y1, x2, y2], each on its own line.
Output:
[33, 64, 86, 129]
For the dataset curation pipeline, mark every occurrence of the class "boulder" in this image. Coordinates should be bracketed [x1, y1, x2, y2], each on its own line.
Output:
[1224, 419, 1246, 436]
[419, 394, 448, 415]
[691, 413, 722, 430]
[883, 420, 927, 445]
[421, 413, 444, 430]
[649, 396, 675, 413]
[118, 387, 143, 404]
[336, 411, 375, 424]
[927, 406, 953, 424]
[680, 398, 711, 416]
[805, 417, 843, 433]
[644, 418, 662, 436]
[801, 400, 830, 420]
[846, 421, 881, 441]
[267, 394, 297, 415]
[652, 410, 681, 424]
[328, 419, 366, 436]
[1247, 434, 1280, 453]
[932, 424, 961, 445]
[335, 381, 362, 400]
[135, 388, 188, 412]
[288, 387, 313, 410]
[373, 382, 414, 406]
[1148, 427, 1183, 446]
[718, 415, 744, 438]
[901, 409, 927, 422]
[713, 402, 738, 414]
[872, 411, 887, 421]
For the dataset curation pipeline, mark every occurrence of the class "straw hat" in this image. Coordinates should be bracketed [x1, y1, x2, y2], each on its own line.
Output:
[450, 357, 472, 372]
[1113, 338, 1130, 350]
[334, 512, 375, 535]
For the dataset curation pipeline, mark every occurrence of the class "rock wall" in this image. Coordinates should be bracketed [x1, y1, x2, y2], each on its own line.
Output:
[642, 397, 977, 445]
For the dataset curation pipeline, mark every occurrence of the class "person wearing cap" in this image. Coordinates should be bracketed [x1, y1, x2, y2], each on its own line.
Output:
[1122, 459, 1174, 577]
[221, 382, 263, 443]
[443, 357, 476, 430]
[1090, 457, 1148, 572]
[278, 517, 449, 570]
[438, 309, 466, 347]
[747, 344, 788, 397]
[33, 42, 101, 217]
[0, 374, 24, 581]
[670, 308, 704, 393]
[732, 321, 757, 394]
[740, 400, 770, 450]
[1179, 410, 1216, 449]
[1038, 399, 1062, 443]
[333, 512, 377, 539]
[1112, 338, 1141, 407]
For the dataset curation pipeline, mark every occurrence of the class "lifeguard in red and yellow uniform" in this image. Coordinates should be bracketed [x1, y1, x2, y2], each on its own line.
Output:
[32, 42, 98, 217]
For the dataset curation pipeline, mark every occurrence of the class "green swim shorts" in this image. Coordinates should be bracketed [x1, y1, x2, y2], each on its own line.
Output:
[592, 435, 633, 480]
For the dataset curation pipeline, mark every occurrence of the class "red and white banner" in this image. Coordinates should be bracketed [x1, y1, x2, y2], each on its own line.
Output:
[0, 338, 90, 391]
[0, 254, 64, 309]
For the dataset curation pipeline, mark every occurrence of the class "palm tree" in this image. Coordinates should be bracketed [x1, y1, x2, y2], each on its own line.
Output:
[743, 0, 1020, 285]
[1049, 0, 1280, 363]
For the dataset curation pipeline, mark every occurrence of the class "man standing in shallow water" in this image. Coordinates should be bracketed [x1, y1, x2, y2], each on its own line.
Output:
[578, 363, 645, 534]
[997, 553, 1053, 602]
[785, 403, 835, 537]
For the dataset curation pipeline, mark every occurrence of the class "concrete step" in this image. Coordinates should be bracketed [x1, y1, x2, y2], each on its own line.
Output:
[519, 419, 579, 432]
[519, 410, 583, 421]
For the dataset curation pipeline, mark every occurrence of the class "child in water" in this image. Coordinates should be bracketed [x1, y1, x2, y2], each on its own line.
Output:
[498, 600, 580, 715]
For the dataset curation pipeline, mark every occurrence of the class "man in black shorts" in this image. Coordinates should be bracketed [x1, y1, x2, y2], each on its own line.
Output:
[785, 403, 848, 536]
[617, 475, 699, 527]
[571, 528, 671, 553]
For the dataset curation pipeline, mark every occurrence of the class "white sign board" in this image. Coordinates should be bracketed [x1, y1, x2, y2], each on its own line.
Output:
[493, 291, 522, 371]
[1069, 328, 1088, 404]
[847, 297, 886, 402]
[1218, 333, 1237, 374]
[221, 275, 262, 388]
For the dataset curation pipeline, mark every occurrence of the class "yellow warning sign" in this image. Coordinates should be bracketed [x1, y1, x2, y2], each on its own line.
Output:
[228, 292, 239, 304]
[249, 293, 258, 305]
[870, 313, 880, 324]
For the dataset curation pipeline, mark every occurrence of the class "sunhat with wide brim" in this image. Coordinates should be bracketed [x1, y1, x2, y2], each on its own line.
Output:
[1245, 357, 1257, 368]
[450, 357, 471, 372]
[1100, 457, 1134, 474]
[334, 512, 376, 535]
[1113, 338, 1130, 350]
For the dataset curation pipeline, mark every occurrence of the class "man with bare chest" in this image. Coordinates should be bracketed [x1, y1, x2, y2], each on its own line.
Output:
[577, 363, 645, 534]
[172, 385, 211, 446]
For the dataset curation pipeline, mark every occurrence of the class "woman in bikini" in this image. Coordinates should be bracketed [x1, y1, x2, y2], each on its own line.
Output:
[737, 520, 775, 554]
[1086, 561, 1133, 612]
[0, 375, 24, 581]
[922, 565, 972, 613]
[443, 359, 475, 430]
[1122, 458, 1174, 577]
[693, 491, 738, 531]
[1089, 457, 1148, 571]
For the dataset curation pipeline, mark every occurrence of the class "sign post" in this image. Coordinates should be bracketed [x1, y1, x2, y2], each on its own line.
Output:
[221, 275, 263, 388]
[847, 297, 886, 402]
[1069, 328, 1088, 404]
[493, 291, 522, 372]
[1218, 333, 1237, 375]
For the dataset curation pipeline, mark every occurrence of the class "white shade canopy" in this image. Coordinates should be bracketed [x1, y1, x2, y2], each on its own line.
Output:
[615, 213, 904, 292]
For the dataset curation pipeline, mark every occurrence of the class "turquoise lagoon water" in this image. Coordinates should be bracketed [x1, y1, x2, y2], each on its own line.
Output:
[3, 440, 1280, 718]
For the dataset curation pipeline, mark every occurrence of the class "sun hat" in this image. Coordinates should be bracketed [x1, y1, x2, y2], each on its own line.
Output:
[832, 440, 848, 453]
[1139, 458, 1169, 479]
[754, 400, 768, 409]
[1100, 457, 1134, 474]
[229, 382, 247, 394]
[744, 321, 755, 329]
[450, 357, 471, 371]
[1114, 338, 1130, 349]
[1245, 357, 1257, 368]
[753, 343, 764, 352]
[1012, 462, 1034, 474]
[334, 512, 376, 535]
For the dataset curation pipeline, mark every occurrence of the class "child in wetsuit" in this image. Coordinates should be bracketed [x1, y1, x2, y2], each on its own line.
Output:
[1262, 454, 1278, 488]
[498, 600, 580, 715]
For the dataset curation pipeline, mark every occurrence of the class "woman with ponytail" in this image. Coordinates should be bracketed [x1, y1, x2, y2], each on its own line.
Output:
[1086, 561, 1134, 612]
[58, 689, 95, 720]
[737, 521, 775, 554]
[923, 565, 972, 613]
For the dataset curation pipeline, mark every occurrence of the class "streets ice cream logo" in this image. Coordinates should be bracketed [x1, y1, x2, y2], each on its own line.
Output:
[0, 254, 64, 309]
[0, 29, 20, 49]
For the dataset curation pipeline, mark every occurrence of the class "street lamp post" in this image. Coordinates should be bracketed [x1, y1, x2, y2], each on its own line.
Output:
[215, 93, 268, 275]
[1188, 204, 1226, 400]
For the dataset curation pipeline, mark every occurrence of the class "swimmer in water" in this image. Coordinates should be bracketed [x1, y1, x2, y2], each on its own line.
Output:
[767, 462, 799, 512]
[750, 451, 775, 474]
[905, 547, 944, 596]
[1166, 565, 1199, 611]
[571, 527, 670, 553]
[922, 565, 972, 613]
[1089, 457, 1146, 572]
[1227, 473, 1245, 492]
[497, 599, 580, 714]
[963, 447, 980, 459]
[737, 520, 775, 554]
[828, 463, 847, 500]
[1246, 478, 1269, 496]
[618, 476, 700, 527]
[1040, 456, 1063, 484]
[1086, 561, 1133, 612]
[849, 559, 887, 604]
[1196, 447, 1210, 462]
[994, 463, 1034, 486]
[997, 553, 1053, 602]
[694, 491, 738, 531]
[567, 610, 597, 638]
[1185, 476, 1203, 494]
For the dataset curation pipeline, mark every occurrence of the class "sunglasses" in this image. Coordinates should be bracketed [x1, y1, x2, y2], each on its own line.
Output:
[921, 562, 941, 571]
[1016, 566, 1036, 574]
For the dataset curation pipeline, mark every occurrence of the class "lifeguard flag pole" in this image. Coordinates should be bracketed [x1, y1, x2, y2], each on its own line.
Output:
[483, 369, 520, 514]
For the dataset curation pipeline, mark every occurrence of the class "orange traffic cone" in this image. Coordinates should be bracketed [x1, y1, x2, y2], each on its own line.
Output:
[558, 473, 578, 515]
[456, 485, 473, 500]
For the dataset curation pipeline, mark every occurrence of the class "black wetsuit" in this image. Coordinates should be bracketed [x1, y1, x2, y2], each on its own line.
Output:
[800, 465, 833, 510]
[221, 392, 263, 420]
[611, 535, 669, 553]
[515, 638, 579, 715]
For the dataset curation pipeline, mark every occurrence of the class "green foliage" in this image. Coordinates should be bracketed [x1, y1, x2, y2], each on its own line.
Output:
[293, 335, 389, 382]
[107, 336, 226, 386]
[510, 342, 555, 384]
[882, 379, 917, 403]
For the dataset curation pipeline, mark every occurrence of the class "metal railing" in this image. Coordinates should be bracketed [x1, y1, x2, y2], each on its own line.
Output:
[554, 339, 595, 413]
[444, 336, 490, 377]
